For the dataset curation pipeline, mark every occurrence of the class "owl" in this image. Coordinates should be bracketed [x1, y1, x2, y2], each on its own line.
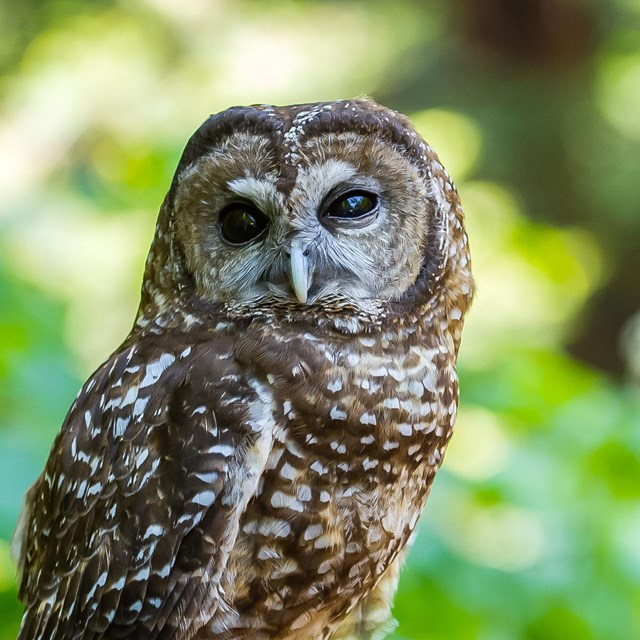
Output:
[12, 99, 473, 640]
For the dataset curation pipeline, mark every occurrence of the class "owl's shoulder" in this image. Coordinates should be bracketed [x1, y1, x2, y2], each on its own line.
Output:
[15, 323, 278, 637]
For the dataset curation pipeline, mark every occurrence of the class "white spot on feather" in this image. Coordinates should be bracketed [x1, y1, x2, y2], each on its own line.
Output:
[398, 423, 413, 437]
[131, 566, 150, 582]
[193, 490, 216, 507]
[304, 524, 323, 541]
[360, 412, 376, 425]
[383, 397, 400, 409]
[280, 462, 297, 481]
[110, 576, 126, 591]
[135, 449, 149, 468]
[330, 406, 347, 421]
[311, 461, 327, 475]
[143, 524, 164, 540]
[208, 444, 235, 457]
[133, 396, 149, 418]
[121, 386, 138, 407]
[140, 353, 175, 388]
[113, 416, 128, 437]
[194, 471, 218, 484]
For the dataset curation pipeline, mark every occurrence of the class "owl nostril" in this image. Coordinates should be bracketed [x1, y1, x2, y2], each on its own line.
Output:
[283, 242, 311, 258]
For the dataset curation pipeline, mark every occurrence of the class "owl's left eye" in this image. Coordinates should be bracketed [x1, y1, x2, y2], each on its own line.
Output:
[323, 190, 379, 222]
[219, 204, 269, 246]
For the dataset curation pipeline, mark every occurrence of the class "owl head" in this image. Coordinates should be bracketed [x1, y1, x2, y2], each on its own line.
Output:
[138, 99, 473, 332]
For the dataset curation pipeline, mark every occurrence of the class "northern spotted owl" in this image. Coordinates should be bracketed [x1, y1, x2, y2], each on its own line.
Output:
[13, 99, 473, 640]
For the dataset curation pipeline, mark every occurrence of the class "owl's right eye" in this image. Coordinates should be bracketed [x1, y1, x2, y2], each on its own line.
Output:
[219, 204, 268, 246]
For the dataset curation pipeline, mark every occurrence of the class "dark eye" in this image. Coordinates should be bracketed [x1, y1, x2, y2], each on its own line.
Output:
[325, 191, 379, 220]
[219, 204, 268, 246]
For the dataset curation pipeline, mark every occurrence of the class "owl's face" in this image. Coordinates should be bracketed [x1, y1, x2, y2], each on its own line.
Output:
[173, 127, 432, 310]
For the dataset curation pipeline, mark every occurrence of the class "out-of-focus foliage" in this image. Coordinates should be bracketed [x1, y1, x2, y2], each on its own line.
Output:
[1, 1, 639, 638]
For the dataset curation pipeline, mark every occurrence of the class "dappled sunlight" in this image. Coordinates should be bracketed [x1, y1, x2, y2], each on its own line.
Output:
[621, 311, 640, 383]
[597, 50, 640, 141]
[1, 1, 638, 638]
[615, 506, 640, 580]
[411, 109, 482, 181]
[441, 502, 548, 572]
[6, 206, 151, 373]
[208, 3, 421, 105]
[460, 181, 603, 367]
[0, 540, 15, 593]
[446, 406, 512, 481]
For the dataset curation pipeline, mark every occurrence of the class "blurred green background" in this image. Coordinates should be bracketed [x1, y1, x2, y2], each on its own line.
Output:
[1, 0, 639, 638]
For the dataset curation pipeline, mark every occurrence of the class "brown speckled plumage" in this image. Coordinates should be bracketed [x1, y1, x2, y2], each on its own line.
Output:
[13, 99, 473, 640]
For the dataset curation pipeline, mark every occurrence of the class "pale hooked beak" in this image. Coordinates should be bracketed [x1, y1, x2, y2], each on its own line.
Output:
[288, 239, 310, 304]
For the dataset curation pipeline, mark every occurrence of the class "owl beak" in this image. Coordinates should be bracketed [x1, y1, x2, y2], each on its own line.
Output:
[288, 240, 310, 304]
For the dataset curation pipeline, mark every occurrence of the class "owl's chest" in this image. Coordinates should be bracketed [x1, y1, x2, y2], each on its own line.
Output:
[273, 331, 456, 478]
[225, 328, 457, 633]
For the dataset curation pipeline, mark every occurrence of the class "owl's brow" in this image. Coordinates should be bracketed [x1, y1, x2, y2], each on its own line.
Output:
[227, 176, 283, 212]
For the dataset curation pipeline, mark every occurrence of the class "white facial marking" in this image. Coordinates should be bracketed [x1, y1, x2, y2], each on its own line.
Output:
[227, 176, 281, 213]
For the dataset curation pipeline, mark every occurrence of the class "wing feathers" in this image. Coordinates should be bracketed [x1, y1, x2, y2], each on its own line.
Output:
[16, 337, 275, 640]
